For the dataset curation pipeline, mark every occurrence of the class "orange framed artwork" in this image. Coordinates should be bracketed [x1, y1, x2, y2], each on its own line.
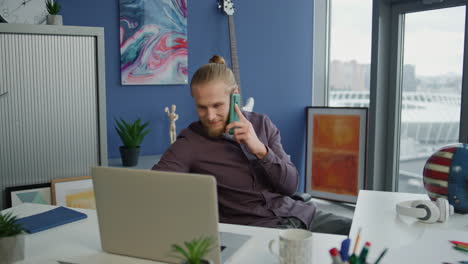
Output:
[305, 107, 368, 203]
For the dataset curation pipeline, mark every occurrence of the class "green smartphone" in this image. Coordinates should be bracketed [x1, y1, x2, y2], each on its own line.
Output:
[229, 93, 241, 134]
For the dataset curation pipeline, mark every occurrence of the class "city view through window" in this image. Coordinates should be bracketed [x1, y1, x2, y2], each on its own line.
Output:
[328, 1, 464, 193]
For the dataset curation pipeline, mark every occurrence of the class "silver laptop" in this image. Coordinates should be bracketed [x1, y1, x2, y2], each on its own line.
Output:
[91, 167, 250, 264]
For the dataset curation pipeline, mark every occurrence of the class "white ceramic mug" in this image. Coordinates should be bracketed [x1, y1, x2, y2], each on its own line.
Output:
[268, 228, 313, 264]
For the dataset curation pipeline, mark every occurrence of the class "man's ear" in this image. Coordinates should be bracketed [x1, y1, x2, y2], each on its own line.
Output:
[233, 87, 240, 94]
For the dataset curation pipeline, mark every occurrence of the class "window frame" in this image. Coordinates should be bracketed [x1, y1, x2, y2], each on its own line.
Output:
[312, 0, 330, 107]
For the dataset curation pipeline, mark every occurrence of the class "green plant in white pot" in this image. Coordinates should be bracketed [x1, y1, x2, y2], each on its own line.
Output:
[115, 118, 151, 167]
[45, 0, 62, 25]
[171, 236, 215, 264]
[0, 212, 25, 264]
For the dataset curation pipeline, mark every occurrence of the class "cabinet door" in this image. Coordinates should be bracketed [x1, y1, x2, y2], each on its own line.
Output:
[0, 32, 102, 208]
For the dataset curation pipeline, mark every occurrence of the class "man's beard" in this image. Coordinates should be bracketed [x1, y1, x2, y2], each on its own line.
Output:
[203, 122, 226, 138]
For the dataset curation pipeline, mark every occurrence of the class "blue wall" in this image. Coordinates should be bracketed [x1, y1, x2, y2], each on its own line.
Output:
[61, 0, 313, 191]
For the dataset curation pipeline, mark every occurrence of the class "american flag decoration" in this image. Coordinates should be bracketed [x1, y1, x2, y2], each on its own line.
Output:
[423, 146, 455, 199]
[423, 143, 468, 214]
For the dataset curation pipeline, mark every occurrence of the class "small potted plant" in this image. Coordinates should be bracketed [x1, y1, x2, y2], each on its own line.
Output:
[115, 117, 151, 167]
[171, 236, 215, 264]
[45, 0, 62, 25]
[0, 212, 25, 263]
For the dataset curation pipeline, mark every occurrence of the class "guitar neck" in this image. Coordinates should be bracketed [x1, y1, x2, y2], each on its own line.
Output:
[228, 15, 241, 91]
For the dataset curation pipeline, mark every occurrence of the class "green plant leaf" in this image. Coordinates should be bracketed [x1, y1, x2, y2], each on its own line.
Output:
[45, 0, 61, 15]
[120, 118, 130, 130]
[114, 117, 152, 148]
[0, 212, 24, 237]
[171, 244, 190, 260]
[135, 118, 141, 128]
[136, 121, 149, 135]
[171, 236, 215, 264]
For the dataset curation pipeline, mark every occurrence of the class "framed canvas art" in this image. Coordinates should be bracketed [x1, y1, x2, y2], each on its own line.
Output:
[305, 107, 368, 203]
[119, 0, 188, 85]
[51, 176, 95, 209]
[5, 183, 51, 208]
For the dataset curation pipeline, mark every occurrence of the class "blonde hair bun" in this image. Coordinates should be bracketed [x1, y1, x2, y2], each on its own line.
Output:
[209, 55, 226, 65]
[190, 54, 237, 95]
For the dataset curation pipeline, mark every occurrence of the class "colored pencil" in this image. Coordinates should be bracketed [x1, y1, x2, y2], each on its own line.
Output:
[353, 227, 362, 254]
[450, 241, 468, 250]
[451, 241, 468, 247]
[454, 246, 468, 253]
[374, 248, 388, 264]
[456, 244, 468, 250]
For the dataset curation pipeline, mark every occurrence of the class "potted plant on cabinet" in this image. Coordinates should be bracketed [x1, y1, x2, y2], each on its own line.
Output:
[171, 236, 215, 264]
[0, 212, 25, 264]
[45, 0, 62, 25]
[115, 118, 151, 167]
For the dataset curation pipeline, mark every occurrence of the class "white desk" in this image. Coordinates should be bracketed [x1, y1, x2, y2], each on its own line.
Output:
[349, 190, 468, 263]
[2, 203, 345, 264]
[6, 191, 468, 263]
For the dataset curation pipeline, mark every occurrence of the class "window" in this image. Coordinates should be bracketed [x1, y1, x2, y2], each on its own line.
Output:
[396, 5, 465, 193]
[313, 0, 468, 192]
[313, 0, 373, 107]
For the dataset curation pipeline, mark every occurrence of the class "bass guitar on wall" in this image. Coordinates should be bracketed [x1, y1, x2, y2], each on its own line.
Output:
[218, 0, 254, 111]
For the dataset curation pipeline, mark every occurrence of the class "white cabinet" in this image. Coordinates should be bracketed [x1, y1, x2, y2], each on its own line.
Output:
[0, 24, 107, 209]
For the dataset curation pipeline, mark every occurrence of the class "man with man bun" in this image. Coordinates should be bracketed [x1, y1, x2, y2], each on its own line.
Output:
[152, 55, 351, 235]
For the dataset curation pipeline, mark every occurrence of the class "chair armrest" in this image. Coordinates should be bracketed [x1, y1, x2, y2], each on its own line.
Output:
[291, 192, 312, 202]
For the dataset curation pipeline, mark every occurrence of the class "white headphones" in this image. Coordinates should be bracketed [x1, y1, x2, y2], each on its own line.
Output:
[396, 198, 455, 223]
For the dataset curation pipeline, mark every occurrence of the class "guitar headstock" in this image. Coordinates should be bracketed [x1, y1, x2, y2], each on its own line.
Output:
[218, 0, 235, 16]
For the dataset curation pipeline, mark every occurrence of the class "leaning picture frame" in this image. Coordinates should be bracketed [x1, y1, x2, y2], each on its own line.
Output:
[5, 183, 52, 208]
[51, 176, 95, 209]
[305, 107, 368, 203]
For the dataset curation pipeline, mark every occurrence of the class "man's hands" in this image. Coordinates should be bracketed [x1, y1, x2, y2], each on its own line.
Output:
[225, 104, 268, 160]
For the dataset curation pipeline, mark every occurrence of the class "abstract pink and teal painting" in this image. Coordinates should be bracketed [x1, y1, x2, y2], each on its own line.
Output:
[120, 0, 188, 85]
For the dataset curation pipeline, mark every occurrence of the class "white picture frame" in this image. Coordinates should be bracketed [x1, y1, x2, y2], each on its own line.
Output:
[51, 176, 95, 209]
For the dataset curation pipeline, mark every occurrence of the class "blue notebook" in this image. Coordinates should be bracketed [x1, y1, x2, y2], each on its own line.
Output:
[16, 206, 87, 234]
